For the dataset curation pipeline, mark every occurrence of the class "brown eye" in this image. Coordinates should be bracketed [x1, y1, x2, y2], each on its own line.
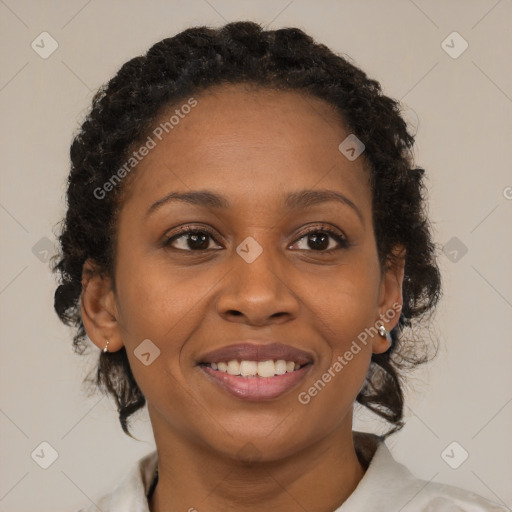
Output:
[291, 226, 349, 252]
[163, 227, 222, 251]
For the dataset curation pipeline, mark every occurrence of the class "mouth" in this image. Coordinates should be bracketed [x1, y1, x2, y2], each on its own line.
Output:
[200, 359, 310, 376]
[196, 342, 314, 401]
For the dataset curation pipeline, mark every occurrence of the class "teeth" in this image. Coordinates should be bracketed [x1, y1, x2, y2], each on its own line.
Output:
[275, 360, 287, 375]
[207, 359, 303, 377]
[240, 360, 257, 376]
[227, 360, 240, 375]
[257, 360, 276, 378]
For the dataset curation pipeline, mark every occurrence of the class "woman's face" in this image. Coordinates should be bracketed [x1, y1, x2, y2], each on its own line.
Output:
[84, 84, 404, 460]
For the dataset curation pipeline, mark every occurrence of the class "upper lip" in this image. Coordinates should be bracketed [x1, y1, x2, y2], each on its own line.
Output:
[197, 342, 314, 365]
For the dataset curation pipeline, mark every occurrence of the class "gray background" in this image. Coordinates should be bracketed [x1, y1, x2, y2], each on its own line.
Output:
[0, 1, 511, 511]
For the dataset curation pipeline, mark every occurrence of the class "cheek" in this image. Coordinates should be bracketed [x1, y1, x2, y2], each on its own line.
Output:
[295, 263, 379, 425]
[115, 262, 206, 347]
[306, 280, 376, 396]
[304, 253, 382, 347]
[113, 262, 206, 415]
[296, 250, 381, 409]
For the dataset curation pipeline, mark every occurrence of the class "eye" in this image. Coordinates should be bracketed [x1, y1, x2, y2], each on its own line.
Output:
[163, 224, 350, 253]
[163, 226, 222, 251]
[290, 225, 350, 252]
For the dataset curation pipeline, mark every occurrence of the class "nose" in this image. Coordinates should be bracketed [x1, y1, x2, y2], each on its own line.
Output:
[216, 242, 299, 327]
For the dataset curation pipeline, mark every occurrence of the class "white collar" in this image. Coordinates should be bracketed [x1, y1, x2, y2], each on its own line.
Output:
[82, 432, 506, 511]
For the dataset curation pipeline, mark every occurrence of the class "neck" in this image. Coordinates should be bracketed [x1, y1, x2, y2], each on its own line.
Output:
[148, 410, 367, 512]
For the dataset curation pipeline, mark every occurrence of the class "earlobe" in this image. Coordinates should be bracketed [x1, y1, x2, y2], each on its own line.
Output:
[372, 325, 393, 355]
[373, 245, 406, 354]
[81, 259, 123, 352]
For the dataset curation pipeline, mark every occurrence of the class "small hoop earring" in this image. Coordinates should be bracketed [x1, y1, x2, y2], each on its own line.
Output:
[378, 325, 392, 344]
[103, 338, 110, 353]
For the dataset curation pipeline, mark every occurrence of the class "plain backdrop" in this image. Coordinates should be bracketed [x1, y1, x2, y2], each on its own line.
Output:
[1, 1, 511, 511]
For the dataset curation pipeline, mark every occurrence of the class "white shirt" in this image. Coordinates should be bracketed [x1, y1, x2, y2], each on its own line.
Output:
[77, 433, 508, 511]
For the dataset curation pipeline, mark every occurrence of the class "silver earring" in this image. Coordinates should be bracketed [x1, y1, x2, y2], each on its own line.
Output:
[378, 325, 392, 344]
[103, 338, 110, 353]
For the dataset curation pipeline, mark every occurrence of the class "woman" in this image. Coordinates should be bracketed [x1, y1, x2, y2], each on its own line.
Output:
[52, 21, 506, 512]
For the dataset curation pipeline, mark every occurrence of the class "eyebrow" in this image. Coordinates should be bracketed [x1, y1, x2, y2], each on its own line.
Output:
[146, 188, 364, 224]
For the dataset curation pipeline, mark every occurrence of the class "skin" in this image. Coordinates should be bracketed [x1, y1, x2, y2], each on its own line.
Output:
[81, 83, 405, 512]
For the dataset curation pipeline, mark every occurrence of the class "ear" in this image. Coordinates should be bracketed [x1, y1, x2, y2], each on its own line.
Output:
[81, 259, 123, 352]
[372, 245, 406, 355]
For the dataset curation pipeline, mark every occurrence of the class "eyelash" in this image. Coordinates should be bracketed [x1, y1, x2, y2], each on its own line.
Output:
[162, 224, 350, 253]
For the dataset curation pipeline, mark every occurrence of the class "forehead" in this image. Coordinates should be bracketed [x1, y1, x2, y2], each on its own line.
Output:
[120, 84, 371, 214]
[169, 83, 346, 148]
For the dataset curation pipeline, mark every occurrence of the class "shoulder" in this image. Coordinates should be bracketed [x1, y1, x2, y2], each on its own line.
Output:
[412, 480, 508, 511]
[341, 433, 508, 512]
[74, 450, 158, 512]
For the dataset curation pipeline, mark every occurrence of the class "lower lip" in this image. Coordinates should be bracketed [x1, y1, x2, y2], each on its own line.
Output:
[199, 364, 312, 401]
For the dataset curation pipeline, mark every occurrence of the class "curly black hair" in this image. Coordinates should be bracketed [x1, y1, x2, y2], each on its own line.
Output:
[52, 21, 441, 438]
